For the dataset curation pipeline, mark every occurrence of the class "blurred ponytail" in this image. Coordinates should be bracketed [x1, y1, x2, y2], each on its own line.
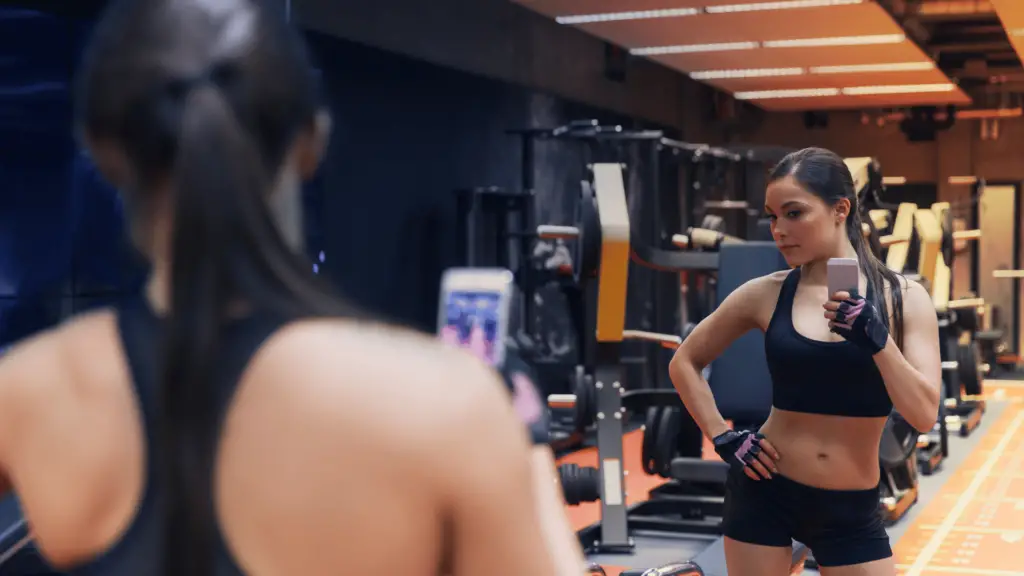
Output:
[161, 83, 249, 576]
[161, 74, 346, 574]
[76, 4, 361, 573]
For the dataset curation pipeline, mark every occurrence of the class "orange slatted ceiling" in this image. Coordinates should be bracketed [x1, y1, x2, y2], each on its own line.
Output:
[512, 0, 972, 111]
[991, 0, 1024, 67]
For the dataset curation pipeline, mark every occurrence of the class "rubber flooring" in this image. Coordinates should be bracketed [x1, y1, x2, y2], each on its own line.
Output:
[555, 381, 1024, 576]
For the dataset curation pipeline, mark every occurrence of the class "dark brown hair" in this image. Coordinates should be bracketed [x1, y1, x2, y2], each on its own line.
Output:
[769, 147, 904, 347]
[75, 1, 352, 573]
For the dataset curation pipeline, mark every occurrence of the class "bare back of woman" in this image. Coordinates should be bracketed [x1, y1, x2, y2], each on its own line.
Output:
[0, 312, 561, 575]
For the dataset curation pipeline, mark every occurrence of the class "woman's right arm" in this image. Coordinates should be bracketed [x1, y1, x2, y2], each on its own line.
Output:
[441, 360, 581, 576]
[668, 277, 767, 440]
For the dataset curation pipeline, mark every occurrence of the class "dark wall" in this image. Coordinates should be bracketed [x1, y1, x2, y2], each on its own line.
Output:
[293, 0, 703, 135]
[0, 10, 85, 345]
[306, 31, 678, 334]
[0, 11, 682, 352]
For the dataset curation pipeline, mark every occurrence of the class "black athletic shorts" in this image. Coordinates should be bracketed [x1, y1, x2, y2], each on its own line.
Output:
[722, 469, 892, 567]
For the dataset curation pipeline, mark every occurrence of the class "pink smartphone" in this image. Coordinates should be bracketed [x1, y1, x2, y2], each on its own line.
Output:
[827, 258, 860, 299]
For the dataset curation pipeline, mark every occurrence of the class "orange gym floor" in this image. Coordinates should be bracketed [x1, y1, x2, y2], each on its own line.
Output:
[556, 381, 1024, 576]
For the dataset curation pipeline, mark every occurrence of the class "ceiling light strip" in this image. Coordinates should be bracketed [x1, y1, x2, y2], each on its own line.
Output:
[734, 83, 956, 100]
[734, 88, 841, 99]
[689, 62, 934, 78]
[809, 62, 935, 73]
[705, 0, 863, 14]
[631, 34, 905, 55]
[690, 68, 804, 79]
[632, 42, 758, 55]
[555, 0, 864, 25]
[763, 34, 905, 47]
[555, 8, 698, 24]
[843, 83, 954, 95]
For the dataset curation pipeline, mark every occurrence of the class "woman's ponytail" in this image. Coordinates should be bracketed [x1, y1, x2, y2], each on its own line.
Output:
[161, 81, 268, 576]
[846, 208, 904, 348]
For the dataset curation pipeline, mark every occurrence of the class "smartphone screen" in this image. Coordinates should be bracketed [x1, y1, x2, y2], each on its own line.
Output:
[437, 268, 514, 367]
[827, 258, 860, 298]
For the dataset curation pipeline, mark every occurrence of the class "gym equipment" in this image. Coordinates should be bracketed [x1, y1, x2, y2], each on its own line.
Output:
[991, 268, 1024, 373]
[927, 203, 987, 437]
[560, 462, 601, 506]
[452, 185, 589, 450]
[878, 411, 919, 524]
[845, 157, 912, 260]
[543, 160, 807, 575]
[975, 183, 1019, 365]
[620, 562, 704, 576]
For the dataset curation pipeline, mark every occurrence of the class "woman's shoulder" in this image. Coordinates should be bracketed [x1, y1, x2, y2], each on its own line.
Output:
[738, 269, 790, 301]
[253, 317, 514, 430]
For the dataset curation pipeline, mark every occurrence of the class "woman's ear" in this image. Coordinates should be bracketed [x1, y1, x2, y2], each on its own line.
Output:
[83, 134, 132, 189]
[834, 197, 852, 225]
[296, 110, 332, 180]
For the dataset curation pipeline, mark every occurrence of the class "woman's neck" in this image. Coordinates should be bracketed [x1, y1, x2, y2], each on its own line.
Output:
[801, 240, 859, 285]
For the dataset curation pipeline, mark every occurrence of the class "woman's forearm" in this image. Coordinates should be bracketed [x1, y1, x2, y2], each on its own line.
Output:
[669, 356, 729, 440]
[874, 337, 940, 432]
[529, 447, 586, 576]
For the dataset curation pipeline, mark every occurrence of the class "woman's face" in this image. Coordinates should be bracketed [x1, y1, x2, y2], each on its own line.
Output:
[764, 175, 849, 267]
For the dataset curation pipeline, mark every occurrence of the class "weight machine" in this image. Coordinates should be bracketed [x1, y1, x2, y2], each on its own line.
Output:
[882, 202, 987, 440]
[538, 159, 807, 575]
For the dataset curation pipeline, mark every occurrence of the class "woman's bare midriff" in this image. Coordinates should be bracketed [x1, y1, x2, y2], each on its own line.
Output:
[759, 407, 887, 490]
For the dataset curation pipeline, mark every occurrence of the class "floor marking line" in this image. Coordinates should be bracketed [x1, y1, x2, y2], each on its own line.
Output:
[918, 525, 1024, 534]
[905, 410, 1024, 576]
[984, 380, 1024, 388]
[899, 566, 1024, 576]
[939, 495, 1024, 503]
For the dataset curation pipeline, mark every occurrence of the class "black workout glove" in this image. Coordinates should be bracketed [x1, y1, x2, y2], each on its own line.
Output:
[829, 294, 889, 355]
[713, 430, 766, 474]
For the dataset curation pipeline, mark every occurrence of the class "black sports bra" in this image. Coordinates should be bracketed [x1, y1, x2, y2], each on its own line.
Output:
[65, 294, 285, 576]
[764, 268, 893, 418]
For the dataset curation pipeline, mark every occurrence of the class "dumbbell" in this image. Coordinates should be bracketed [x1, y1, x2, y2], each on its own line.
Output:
[548, 365, 598, 434]
[558, 463, 600, 506]
[537, 225, 579, 240]
[620, 562, 705, 576]
[671, 227, 742, 250]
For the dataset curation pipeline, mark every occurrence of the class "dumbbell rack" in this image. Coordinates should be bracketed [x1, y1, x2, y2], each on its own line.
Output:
[551, 331, 693, 553]
[945, 302, 987, 437]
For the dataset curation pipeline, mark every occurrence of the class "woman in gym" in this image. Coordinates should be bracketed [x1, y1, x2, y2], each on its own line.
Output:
[0, 1, 582, 575]
[670, 147, 941, 576]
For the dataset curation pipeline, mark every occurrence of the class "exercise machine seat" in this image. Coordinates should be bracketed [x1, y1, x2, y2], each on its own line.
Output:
[710, 243, 789, 425]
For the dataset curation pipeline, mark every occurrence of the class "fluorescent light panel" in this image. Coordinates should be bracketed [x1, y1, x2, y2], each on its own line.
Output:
[705, 0, 862, 13]
[556, 0, 862, 25]
[735, 88, 841, 99]
[763, 33, 905, 47]
[734, 83, 956, 100]
[632, 42, 758, 55]
[809, 62, 934, 73]
[631, 34, 905, 55]
[555, 8, 698, 25]
[690, 67, 803, 79]
[689, 62, 933, 79]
